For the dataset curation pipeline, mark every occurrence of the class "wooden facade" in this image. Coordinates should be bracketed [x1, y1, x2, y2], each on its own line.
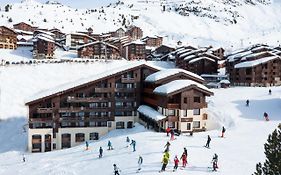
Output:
[77, 41, 121, 59]
[33, 35, 55, 59]
[66, 33, 96, 50]
[141, 36, 163, 47]
[211, 47, 225, 60]
[13, 22, 37, 32]
[0, 26, 17, 50]
[125, 26, 143, 41]
[123, 41, 146, 60]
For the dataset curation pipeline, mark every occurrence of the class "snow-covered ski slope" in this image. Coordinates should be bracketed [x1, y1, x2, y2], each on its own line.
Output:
[1, 0, 281, 50]
[0, 85, 280, 175]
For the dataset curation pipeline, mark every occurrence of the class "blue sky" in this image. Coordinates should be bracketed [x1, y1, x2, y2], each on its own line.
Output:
[0, 0, 116, 8]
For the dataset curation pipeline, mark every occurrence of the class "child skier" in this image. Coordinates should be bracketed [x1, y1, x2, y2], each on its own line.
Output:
[221, 126, 226, 138]
[99, 147, 103, 158]
[246, 99, 249, 107]
[173, 155, 179, 172]
[269, 89, 272, 95]
[85, 141, 89, 150]
[113, 164, 121, 175]
[137, 155, 143, 172]
[126, 136, 130, 147]
[183, 148, 188, 158]
[22, 154, 26, 162]
[212, 153, 219, 171]
[264, 112, 269, 121]
[108, 140, 113, 150]
[205, 135, 211, 148]
[180, 153, 187, 167]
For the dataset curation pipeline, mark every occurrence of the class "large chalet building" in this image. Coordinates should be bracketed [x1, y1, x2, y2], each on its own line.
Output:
[125, 26, 143, 41]
[66, 33, 96, 50]
[175, 46, 219, 75]
[25, 62, 213, 153]
[13, 22, 37, 32]
[141, 36, 163, 47]
[122, 40, 146, 60]
[33, 33, 55, 59]
[0, 26, 17, 50]
[77, 41, 121, 59]
[226, 44, 281, 86]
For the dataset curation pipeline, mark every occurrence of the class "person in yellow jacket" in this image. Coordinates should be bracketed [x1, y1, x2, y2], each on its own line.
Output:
[160, 154, 169, 172]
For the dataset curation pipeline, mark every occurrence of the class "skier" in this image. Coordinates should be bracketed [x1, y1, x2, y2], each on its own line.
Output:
[269, 89, 272, 95]
[164, 141, 171, 152]
[137, 155, 143, 172]
[164, 151, 170, 160]
[108, 140, 113, 150]
[173, 155, 179, 172]
[160, 154, 169, 172]
[85, 141, 89, 150]
[130, 140, 136, 152]
[246, 99, 249, 107]
[221, 126, 226, 138]
[99, 147, 103, 158]
[263, 112, 269, 121]
[126, 136, 130, 147]
[22, 154, 26, 162]
[166, 127, 171, 136]
[170, 129, 175, 140]
[113, 164, 121, 175]
[205, 135, 211, 148]
[212, 153, 219, 171]
[183, 148, 188, 158]
[180, 152, 187, 167]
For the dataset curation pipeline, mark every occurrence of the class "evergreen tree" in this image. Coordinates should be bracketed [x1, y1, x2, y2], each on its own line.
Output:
[253, 125, 281, 175]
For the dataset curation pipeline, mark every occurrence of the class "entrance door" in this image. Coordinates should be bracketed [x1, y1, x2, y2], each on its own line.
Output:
[61, 134, 71, 149]
[45, 134, 52, 152]
[32, 135, 42, 153]
[127, 121, 133, 128]
[116, 122, 125, 129]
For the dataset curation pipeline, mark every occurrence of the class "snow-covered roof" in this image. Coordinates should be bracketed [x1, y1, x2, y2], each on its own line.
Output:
[14, 29, 33, 35]
[219, 80, 231, 84]
[145, 68, 204, 83]
[153, 80, 212, 95]
[17, 35, 33, 41]
[227, 50, 252, 62]
[234, 56, 280, 68]
[123, 40, 145, 46]
[34, 33, 55, 43]
[77, 41, 119, 50]
[35, 30, 55, 37]
[26, 61, 161, 104]
[137, 105, 166, 121]
[189, 56, 216, 63]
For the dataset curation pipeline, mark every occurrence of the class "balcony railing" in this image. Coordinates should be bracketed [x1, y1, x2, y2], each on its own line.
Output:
[167, 103, 180, 109]
[95, 88, 112, 93]
[67, 96, 110, 103]
[115, 88, 135, 92]
[121, 77, 135, 83]
[59, 107, 110, 113]
[37, 108, 53, 113]
[30, 117, 53, 122]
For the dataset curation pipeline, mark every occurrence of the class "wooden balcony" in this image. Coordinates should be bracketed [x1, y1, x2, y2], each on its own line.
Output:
[121, 77, 135, 83]
[59, 107, 111, 113]
[37, 108, 53, 114]
[115, 88, 135, 92]
[30, 117, 53, 122]
[115, 97, 136, 102]
[95, 87, 112, 93]
[67, 96, 110, 103]
[143, 88, 153, 94]
[167, 103, 180, 109]
[143, 97, 157, 106]
[115, 106, 135, 111]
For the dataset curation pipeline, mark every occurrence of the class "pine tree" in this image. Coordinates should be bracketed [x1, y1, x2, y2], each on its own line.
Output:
[253, 125, 281, 175]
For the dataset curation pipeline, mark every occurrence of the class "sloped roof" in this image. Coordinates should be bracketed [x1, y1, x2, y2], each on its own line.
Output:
[234, 56, 280, 68]
[77, 41, 119, 50]
[137, 105, 166, 121]
[153, 80, 212, 96]
[145, 68, 204, 83]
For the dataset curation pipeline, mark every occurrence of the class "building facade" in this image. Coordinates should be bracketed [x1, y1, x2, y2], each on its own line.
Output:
[77, 41, 121, 60]
[141, 36, 163, 47]
[0, 26, 17, 49]
[123, 41, 146, 60]
[65, 33, 96, 50]
[33, 34, 55, 59]
[13, 22, 37, 32]
[125, 26, 143, 41]
[26, 63, 213, 153]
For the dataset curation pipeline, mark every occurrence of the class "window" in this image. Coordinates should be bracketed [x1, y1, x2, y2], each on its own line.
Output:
[89, 133, 99, 140]
[193, 109, 200, 115]
[116, 121, 125, 129]
[168, 122, 175, 128]
[187, 123, 191, 130]
[75, 133, 85, 142]
[246, 68, 251, 75]
[183, 110, 187, 117]
[194, 97, 200, 103]
[108, 121, 112, 128]
[193, 121, 200, 128]
[184, 97, 187, 103]
[168, 110, 175, 116]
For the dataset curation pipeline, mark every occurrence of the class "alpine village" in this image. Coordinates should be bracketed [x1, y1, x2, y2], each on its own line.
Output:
[0, 0, 280, 175]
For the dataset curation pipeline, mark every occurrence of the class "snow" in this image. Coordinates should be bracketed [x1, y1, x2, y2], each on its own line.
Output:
[145, 68, 204, 83]
[0, 87, 281, 174]
[234, 55, 280, 68]
[219, 80, 231, 84]
[137, 105, 166, 121]
[189, 56, 216, 64]
[153, 80, 211, 95]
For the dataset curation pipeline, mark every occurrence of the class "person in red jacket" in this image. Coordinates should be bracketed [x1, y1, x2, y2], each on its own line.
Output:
[166, 127, 171, 136]
[173, 155, 179, 172]
[180, 153, 187, 168]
